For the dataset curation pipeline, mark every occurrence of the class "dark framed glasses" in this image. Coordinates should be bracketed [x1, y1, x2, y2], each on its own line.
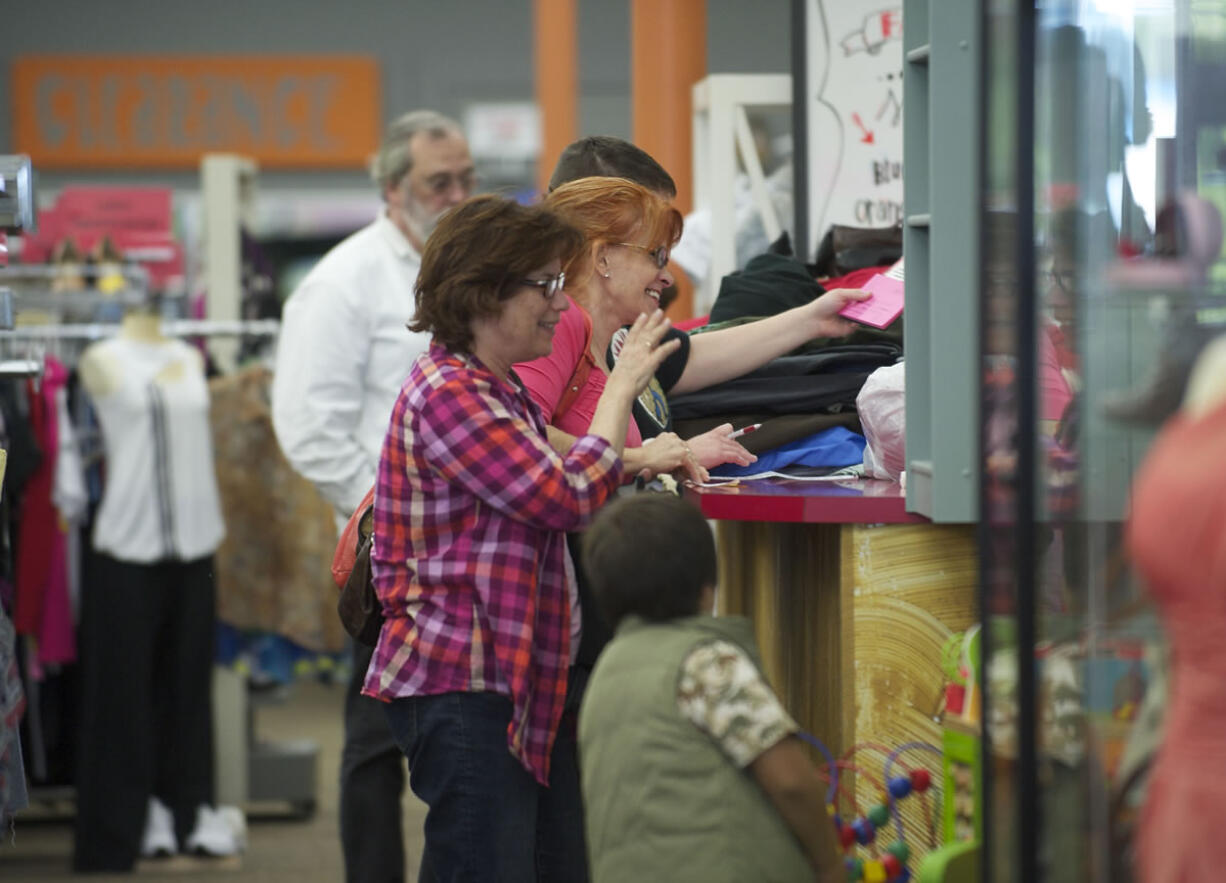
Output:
[520, 271, 566, 299]
[616, 242, 671, 270]
[1039, 268, 1076, 294]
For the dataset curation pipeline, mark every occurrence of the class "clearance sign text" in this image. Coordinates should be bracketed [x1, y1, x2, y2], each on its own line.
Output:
[13, 55, 381, 169]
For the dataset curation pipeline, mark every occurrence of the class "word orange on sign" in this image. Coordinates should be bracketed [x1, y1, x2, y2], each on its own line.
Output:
[13, 55, 381, 169]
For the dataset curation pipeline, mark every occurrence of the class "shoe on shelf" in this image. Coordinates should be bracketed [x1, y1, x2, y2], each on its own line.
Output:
[184, 804, 244, 857]
[139, 796, 177, 858]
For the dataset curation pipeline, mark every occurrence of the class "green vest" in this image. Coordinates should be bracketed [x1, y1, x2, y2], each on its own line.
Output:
[579, 615, 813, 883]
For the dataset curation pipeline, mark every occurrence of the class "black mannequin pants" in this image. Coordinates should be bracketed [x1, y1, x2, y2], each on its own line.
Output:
[73, 552, 215, 872]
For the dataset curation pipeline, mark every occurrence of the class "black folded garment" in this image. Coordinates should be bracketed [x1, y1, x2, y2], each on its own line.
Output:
[668, 345, 901, 421]
[732, 345, 902, 378]
[669, 373, 868, 420]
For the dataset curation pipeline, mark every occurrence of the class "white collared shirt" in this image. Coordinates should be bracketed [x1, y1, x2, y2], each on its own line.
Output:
[272, 212, 430, 518]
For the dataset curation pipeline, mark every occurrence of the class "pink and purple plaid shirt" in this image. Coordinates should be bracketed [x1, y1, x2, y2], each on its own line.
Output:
[362, 343, 622, 784]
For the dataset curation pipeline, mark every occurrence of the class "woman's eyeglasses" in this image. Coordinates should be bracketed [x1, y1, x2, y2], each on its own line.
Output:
[1039, 269, 1076, 294]
[520, 271, 566, 299]
[615, 242, 671, 270]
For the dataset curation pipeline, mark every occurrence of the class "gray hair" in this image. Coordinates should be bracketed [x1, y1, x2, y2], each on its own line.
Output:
[370, 110, 463, 193]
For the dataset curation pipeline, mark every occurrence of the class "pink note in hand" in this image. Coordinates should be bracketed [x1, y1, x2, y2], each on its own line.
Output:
[837, 274, 905, 329]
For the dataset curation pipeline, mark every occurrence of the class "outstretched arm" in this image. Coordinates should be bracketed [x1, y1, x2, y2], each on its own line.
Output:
[670, 288, 870, 396]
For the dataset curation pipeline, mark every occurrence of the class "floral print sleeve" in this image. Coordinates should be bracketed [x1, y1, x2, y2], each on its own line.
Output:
[676, 639, 798, 768]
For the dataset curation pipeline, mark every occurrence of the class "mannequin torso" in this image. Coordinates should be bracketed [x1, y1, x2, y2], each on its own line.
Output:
[1127, 331, 1226, 882]
[80, 326, 223, 563]
[80, 312, 196, 398]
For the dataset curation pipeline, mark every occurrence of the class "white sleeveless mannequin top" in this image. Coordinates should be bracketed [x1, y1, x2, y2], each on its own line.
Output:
[87, 337, 225, 563]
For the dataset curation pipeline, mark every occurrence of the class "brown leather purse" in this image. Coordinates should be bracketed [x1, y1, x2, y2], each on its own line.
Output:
[331, 487, 382, 646]
[812, 222, 903, 278]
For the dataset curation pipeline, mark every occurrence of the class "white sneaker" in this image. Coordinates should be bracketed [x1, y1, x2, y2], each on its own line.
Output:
[139, 797, 177, 858]
[183, 804, 243, 857]
[215, 805, 248, 853]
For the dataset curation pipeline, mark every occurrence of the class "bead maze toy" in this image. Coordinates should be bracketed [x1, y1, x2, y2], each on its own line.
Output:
[799, 624, 984, 881]
[799, 732, 942, 883]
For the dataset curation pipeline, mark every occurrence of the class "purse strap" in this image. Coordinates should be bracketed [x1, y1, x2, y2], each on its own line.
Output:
[348, 485, 377, 552]
[555, 306, 597, 422]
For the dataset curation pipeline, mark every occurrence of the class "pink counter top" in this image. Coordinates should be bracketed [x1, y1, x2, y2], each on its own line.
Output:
[686, 477, 925, 524]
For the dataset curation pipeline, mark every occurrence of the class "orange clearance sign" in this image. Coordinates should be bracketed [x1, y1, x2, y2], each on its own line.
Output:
[12, 55, 381, 169]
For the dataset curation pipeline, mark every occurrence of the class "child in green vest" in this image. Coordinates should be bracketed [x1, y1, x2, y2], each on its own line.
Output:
[578, 494, 840, 883]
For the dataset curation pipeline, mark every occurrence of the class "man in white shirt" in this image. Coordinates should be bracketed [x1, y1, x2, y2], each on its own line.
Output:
[273, 109, 474, 883]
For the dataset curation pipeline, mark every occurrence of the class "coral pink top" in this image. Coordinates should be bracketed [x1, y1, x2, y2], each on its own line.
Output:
[515, 296, 644, 448]
[1127, 395, 1226, 883]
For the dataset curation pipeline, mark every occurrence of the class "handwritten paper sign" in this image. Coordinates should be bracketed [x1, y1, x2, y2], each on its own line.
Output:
[802, 2, 904, 243]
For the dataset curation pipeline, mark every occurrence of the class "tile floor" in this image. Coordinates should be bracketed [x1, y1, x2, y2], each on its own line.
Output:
[2, 679, 428, 881]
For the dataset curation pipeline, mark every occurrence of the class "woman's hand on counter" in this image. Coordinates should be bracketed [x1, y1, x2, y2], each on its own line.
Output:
[624, 432, 708, 484]
[686, 423, 757, 470]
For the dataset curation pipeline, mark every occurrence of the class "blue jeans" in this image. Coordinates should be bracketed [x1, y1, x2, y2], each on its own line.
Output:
[384, 691, 588, 883]
[342, 641, 408, 883]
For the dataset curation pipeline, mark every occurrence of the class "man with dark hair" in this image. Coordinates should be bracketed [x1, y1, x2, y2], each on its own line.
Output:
[548, 134, 677, 197]
[579, 494, 840, 883]
[273, 109, 474, 883]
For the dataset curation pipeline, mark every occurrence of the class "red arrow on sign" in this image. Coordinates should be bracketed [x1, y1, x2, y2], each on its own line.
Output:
[851, 112, 875, 144]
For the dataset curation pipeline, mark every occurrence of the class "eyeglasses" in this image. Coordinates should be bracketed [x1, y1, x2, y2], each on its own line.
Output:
[422, 169, 478, 196]
[1038, 269, 1076, 294]
[519, 271, 566, 299]
[615, 242, 671, 270]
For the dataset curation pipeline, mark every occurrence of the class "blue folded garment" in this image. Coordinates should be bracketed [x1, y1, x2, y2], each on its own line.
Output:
[710, 426, 867, 478]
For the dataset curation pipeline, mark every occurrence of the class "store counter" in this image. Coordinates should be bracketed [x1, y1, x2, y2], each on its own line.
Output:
[689, 477, 977, 842]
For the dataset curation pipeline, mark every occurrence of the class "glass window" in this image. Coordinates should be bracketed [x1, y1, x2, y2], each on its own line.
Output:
[981, 2, 1226, 880]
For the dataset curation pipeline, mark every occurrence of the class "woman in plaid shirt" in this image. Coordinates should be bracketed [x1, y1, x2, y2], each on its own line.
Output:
[362, 195, 679, 882]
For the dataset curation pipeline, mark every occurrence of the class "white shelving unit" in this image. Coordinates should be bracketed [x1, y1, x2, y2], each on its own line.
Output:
[690, 74, 792, 314]
[201, 154, 258, 374]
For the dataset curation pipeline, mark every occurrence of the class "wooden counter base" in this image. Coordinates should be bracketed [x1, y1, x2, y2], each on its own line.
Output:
[691, 480, 977, 855]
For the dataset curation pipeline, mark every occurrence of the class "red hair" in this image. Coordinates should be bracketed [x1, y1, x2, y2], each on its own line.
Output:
[544, 177, 683, 285]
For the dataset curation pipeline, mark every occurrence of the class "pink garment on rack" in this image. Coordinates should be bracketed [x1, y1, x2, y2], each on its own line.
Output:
[38, 528, 76, 666]
[1127, 395, 1226, 883]
[13, 357, 76, 665]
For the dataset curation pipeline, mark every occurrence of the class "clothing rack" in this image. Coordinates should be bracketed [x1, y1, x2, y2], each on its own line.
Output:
[0, 358, 43, 378]
[1, 318, 281, 341]
[0, 320, 279, 378]
[0, 264, 154, 308]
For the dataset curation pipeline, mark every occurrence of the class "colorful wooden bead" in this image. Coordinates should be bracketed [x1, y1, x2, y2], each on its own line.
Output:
[868, 803, 891, 827]
[910, 769, 932, 793]
[881, 854, 903, 878]
[838, 823, 858, 850]
[863, 859, 887, 883]
[886, 840, 911, 863]
[845, 857, 864, 881]
[852, 818, 876, 845]
[888, 776, 912, 799]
